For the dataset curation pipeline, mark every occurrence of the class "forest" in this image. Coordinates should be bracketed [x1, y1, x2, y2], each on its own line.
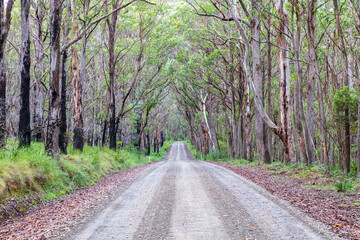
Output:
[0, 0, 360, 238]
[0, 0, 359, 196]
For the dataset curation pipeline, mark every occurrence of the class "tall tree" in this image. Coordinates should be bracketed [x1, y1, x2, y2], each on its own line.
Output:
[0, 0, 14, 146]
[334, 0, 351, 174]
[72, 0, 84, 151]
[19, 0, 31, 147]
[32, 0, 45, 142]
[45, 0, 62, 155]
[59, 0, 72, 154]
[106, 0, 119, 149]
[251, 0, 270, 163]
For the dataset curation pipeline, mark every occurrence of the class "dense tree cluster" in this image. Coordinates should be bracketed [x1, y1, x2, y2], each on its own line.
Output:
[0, 0, 176, 155]
[1, 0, 360, 175]
[174, 0, 360, 175]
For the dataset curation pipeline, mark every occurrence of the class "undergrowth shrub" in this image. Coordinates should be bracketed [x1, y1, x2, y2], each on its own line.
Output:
[0, 140, 172, 205]
[335, 179, 355, 193]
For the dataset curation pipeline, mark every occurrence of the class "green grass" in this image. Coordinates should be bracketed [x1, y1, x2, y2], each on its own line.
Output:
[185, 140, 256, 166]
[0, 140, 172, 204]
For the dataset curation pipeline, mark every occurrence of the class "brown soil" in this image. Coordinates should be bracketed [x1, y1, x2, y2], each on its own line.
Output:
[211, 162, 360, 240]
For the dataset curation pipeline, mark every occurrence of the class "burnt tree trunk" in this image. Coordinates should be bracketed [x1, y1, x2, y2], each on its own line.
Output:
[146, 132, 150, 156]
[59, 50, 68, 153]
[59, 0, 71, 154]
[19, 0, 31, 147]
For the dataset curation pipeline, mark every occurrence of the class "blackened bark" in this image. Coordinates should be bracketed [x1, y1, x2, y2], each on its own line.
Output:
[59, 50, 67, 154]
[146, 132, 150, 156]
[109, 103, 116, 149]
[153, 135, 156, 153]
[160, 131, 164, 147]
[19, 0, 31, 147]
[0, 60, 6, 146]
[102, 119, 107, 146]
[59, 0, 71, 154]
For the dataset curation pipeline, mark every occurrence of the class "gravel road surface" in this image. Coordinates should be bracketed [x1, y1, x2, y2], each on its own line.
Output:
[70, 142, 336, 240]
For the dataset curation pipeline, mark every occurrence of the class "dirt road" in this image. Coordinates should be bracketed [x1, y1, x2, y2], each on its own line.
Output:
[70, 142, 336, 240]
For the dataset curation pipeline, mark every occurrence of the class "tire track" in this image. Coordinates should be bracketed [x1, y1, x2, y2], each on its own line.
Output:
[132, 164, 177, 240]
[193, 162, 268, 239]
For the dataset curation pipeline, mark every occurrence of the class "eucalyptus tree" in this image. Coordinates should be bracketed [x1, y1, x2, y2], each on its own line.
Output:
[45, 0, 62, 155]
[0, 0, 14, 146]
[18, 0, 31, 147]
[32, 0, 45, 142]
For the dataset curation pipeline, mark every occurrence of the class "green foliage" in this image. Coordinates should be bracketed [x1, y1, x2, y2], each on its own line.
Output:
[205, 150, 224, 161]
[335, 178, 355, 193]
[333, 86, 358, 126]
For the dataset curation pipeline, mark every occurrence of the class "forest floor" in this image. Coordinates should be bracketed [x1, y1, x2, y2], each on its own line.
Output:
[210, 161, 360, 239]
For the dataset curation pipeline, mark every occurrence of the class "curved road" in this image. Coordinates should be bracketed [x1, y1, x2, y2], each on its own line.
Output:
[71, 142, 333, 240]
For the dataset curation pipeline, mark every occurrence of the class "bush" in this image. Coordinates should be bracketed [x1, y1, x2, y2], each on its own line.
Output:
[335, 178, 355, 193]
[205, 150, 224, 161]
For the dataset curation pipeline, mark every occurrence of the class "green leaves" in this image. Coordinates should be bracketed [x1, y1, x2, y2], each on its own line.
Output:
[333, 86, 359, 126]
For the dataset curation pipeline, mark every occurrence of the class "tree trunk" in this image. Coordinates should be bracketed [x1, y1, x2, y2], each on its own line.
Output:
[202, 123, 209, 156]
[266, 19, 273, 162]
[276, 0, 296, 163]
[0, 0, 14, 146]
[358, 79, 360, 174]
[33, 1, 44, 142]
[206, 96, 219, 151]
[72, 0, 85, 151]
[107, 2, 118, 150]
[305, 0, 317, 162]
[45, 0, 62, 155]
[334, 0, 351, 174]
[225, 0, 295, 163]
[59, 0, 71, 154]
[146, 132, 150, 156]
[0, 58, 6, 147]
[251, 0, 269, 163]
[229, 47, 239, 158]
[59, 50, 68, 154]
[19, 0, 31, 147]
